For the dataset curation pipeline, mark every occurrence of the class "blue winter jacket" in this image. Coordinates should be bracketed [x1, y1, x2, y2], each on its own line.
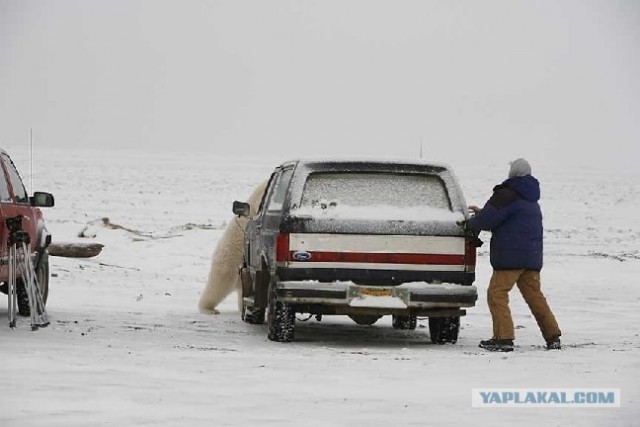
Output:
[467, 175, 543, 271]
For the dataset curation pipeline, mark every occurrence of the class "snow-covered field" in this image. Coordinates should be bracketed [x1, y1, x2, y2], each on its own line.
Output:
[1, 146, 639, 426]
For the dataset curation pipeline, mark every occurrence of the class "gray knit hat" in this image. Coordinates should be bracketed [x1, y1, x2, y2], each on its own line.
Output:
[508, 158, 531, 178]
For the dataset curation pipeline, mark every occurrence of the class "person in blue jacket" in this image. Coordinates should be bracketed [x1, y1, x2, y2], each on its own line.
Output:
[467, 158, 561, 352]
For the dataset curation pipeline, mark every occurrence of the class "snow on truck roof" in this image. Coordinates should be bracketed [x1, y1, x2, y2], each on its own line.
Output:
[280, 158, 454, 172]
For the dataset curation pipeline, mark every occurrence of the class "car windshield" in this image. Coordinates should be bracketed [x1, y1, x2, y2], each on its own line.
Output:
[295, 172, 456, 221]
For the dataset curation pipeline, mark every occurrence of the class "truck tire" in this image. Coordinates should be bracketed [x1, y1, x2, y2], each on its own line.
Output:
[348, 314, 382, 326]
[429, 316, 460, 344]
[392, 315, 417, 330]
[17, 251, 50, 316]
[242, 305, 266, 324]
[267, 281, 295, 342]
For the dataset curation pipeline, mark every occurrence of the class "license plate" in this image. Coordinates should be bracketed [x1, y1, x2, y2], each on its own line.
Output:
[360, 287, 392, 297]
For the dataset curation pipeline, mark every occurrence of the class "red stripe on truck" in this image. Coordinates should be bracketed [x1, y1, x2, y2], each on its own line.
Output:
[276, 233, 290, 262]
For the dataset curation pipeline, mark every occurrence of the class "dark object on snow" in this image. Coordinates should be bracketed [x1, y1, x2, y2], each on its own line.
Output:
[49, 242, 104, 258]
[429, 316, 460, 344]
[392, 315, 417, 330]
[479, 338, 514, 352]
[546, 337, 562, 350]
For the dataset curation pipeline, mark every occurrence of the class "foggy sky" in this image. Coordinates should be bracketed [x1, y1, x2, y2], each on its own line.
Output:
[1, 0, 639, 167]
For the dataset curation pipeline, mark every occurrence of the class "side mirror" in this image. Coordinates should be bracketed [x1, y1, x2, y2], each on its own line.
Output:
[232, 201, 251, 217]
[30, 192, 55, 208]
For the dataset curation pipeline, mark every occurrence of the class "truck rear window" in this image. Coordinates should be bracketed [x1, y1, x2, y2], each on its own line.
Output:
[298, 172, 453, 220]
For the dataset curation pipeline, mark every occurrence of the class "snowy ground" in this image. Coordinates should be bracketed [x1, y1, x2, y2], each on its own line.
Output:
[1, 146, 639, 426]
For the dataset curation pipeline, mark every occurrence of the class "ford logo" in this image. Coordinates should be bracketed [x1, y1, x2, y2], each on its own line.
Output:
[292, 251, 312, 261]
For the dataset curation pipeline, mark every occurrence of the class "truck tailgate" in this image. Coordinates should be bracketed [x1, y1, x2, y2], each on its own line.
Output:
[276, 232, 474, 285]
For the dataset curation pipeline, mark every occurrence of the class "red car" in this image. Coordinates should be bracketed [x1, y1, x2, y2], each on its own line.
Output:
[0, 149, 54, 315]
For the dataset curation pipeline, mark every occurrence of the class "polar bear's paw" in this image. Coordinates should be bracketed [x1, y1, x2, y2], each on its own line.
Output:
[199, 307, 221, 315]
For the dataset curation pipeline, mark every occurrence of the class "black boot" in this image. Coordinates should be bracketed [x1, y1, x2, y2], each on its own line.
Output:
[546, 337, 561, 350]
[479, 338, 514, 352]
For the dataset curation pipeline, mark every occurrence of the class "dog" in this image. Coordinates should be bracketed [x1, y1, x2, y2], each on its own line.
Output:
[198, 181, 268, 314]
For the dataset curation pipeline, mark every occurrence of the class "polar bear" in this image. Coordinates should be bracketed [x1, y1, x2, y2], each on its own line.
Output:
[198, 181, 268, 314]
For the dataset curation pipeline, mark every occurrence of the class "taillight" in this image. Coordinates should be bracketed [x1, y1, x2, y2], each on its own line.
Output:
[276, 233, 290, 263]
[464, 236, 477, 273]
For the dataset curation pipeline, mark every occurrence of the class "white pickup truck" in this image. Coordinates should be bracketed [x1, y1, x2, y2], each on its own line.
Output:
[233, 159, 479, 343]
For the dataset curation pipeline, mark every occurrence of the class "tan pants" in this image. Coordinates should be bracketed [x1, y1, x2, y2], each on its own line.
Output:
[487, 270, 561, 341]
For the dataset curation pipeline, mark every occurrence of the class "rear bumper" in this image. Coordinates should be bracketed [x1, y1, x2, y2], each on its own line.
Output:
[276, 281, 477, 310]
[277, 267, 475, 286]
